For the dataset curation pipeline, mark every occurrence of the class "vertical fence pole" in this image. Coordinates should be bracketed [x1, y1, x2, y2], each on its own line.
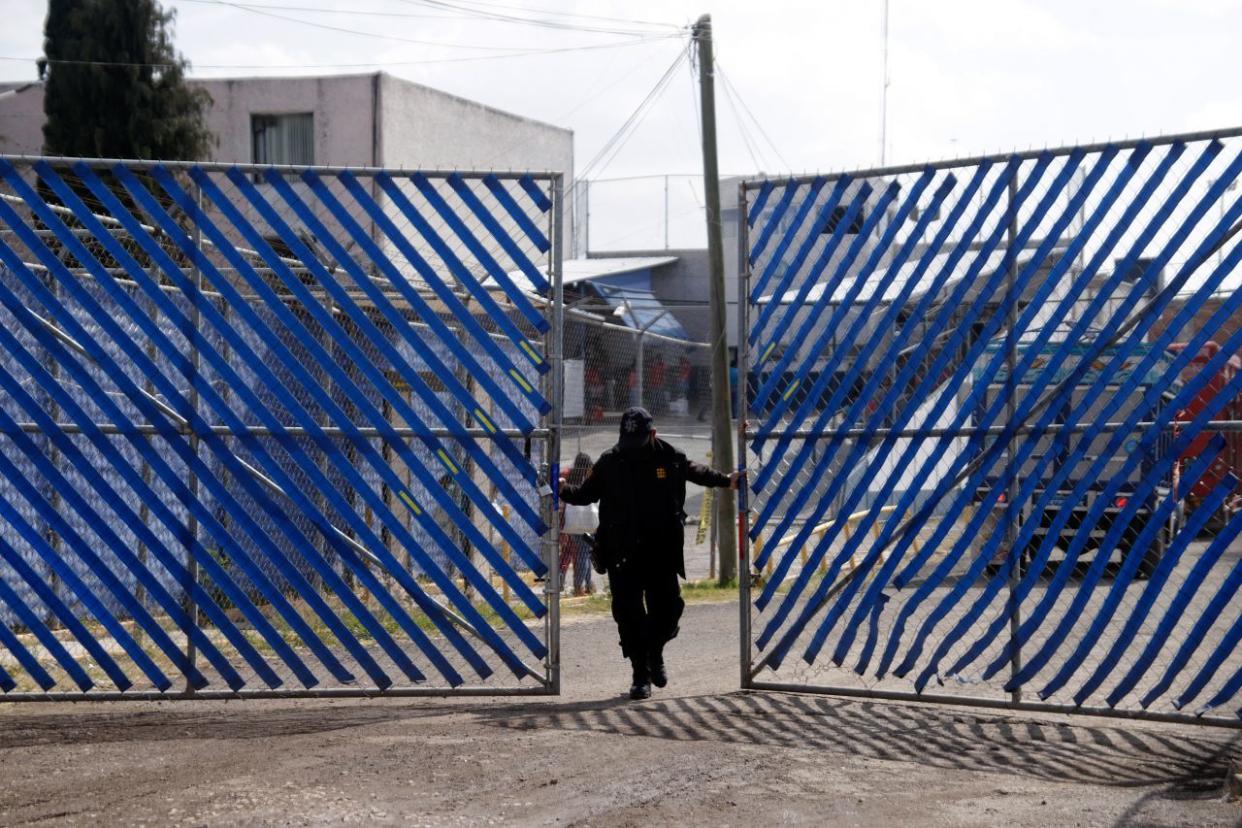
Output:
[548, 173, 565, 694]
[184, 180, 203, 690]
[737, 180, 754, 688]
[1004, 171, 1022, 705]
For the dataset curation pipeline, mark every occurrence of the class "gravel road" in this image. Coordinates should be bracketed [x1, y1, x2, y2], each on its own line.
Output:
[0, 598, 1239, 827]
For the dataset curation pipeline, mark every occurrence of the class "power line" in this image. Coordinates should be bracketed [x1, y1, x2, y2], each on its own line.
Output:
[393, 0, 683, 37]
[411, 0, 685, 31]
[0, 36, 678, 72]
[716, 62, 793, 172]
[183, 0, 651, 50]
[579, 43, 691, 182]
[717, 64, 768, 173]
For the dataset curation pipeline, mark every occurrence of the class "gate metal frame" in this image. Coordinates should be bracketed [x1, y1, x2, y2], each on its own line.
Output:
[0, 155, 564, 701]
[736, 126, 1242, 728]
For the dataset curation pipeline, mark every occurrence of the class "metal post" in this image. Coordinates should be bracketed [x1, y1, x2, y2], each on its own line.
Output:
[693, 14, 738, 583]
[185, 181, 204, 690]
[636, 329, 645, 410]
[548, 173, 565, 694]
[1004, 172, 1022, 704]
[737, 180, 754, 689]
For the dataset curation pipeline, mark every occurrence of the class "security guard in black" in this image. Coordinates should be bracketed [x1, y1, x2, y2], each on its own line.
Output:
[559, 406, 737, 700]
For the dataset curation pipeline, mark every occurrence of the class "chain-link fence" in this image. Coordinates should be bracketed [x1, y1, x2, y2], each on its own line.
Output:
[0, 155, 560, 698]
[558, 296, 720, 583]
[740, 127, 1242, 725]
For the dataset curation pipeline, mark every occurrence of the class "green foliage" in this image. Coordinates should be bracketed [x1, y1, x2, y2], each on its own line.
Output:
[39, 0, 212, 160]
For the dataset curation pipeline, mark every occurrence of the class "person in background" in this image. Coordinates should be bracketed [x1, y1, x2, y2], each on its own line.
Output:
[559, 407, 742, 700]
[559, 452, 596, 596]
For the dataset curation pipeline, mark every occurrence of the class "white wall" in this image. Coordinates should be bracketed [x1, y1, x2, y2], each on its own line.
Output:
[0, 83, 47, 155]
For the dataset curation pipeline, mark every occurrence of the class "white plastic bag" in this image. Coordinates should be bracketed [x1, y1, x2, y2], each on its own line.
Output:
[563, 502, 599, 534]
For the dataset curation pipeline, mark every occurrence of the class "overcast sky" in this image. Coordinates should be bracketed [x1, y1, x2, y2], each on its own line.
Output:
[1, 0, 1239, 248]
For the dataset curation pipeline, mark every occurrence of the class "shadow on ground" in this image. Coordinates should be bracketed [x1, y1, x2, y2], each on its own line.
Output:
[477, 692, 1240, 792]
[1, 691, 1236, 796]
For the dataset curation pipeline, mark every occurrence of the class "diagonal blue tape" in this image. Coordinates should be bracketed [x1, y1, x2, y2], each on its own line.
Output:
[165, 167, 540, 671]
[119, 167, 503, 681]
[227, 168, 550, 629]
[302, 170, 547, 542]
[447, 173, 550, 297]
[749, 181, 799, 263]
[519, 174, 553, 213]
[484, 174, 551, 253]
[991, 177, 1242, 691]
[0, 529, 131, 690]
[1073, 470, 1236, 706]
[1176, 603, 1242, 712]
[840, 146, 1145, 670]
[747, 177, 827, 306]
[808, 150, 1112, 668]
[299, 169, 548, 538]
[752, 181, 891, 413]
[1140, 548, 1242, 708]
[14, 164, 388, 690]
[747, 180, 775, 228]
[376, 173, 548, 372]
[906, 204, 1242, 690]
[754, 151, 1072, 665]
[0, 266, 312, 689]
[0, 347, 165, 690]
[61, 164, 430, 688]
[749, 160, 1011, 500]
[1037, 443, 1225, 700]
[1113, 504, 1242, 707]
[751, 156, 1044, 622]
[0, 332, 294, 691]
[341, 172, 551, 411]
[872, 139, 1215, 679]
[411, 173, 548, 330]
[0, 586, 58, 691]
[750, 177, 848, 339]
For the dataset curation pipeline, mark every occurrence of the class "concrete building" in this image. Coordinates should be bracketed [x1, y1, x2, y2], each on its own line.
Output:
[0, 72, 573, 248]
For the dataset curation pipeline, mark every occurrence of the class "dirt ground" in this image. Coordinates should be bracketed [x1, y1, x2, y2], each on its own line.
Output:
[0, 598, 1239, 828]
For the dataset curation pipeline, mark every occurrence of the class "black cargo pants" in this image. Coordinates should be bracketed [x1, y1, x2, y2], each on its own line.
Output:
[607, 555, 684, 670]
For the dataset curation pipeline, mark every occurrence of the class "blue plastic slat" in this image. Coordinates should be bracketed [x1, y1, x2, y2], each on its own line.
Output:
[298, 170, 550, 544]
[518, 174, 553, 213]
[747, 177, 827, 306]
[116, 166, 501, 681]
[1073, 471, 1237, 705]
[749, 181, 799, 263]
[1113, 506, 1242, 706]
[0, 531, 131, 690]
[0, 259, 310, 690]
[484, 174, 551, 253]
[376, 173, 548, 371]
[411, 173, 548, 330]
[747, 180, 775, 228]
[159, 168, 539, 671]
[839, 146, 1146, 670]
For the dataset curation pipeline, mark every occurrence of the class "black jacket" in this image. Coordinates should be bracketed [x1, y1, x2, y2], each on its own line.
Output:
[559, 438, 731, 577]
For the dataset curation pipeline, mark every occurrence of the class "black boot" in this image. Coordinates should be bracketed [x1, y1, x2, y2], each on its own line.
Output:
[629, 658, 651, 700]
[648, 648, 668, 688]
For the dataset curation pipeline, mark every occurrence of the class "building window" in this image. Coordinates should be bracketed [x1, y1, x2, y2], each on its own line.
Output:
[252, 113, 314, 166]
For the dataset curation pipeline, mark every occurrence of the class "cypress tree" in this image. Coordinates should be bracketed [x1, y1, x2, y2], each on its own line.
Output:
[39, 0, 212, 160]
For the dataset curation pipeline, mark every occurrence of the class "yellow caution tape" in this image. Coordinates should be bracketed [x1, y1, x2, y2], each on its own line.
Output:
[436, 449, 459, 475]
[398, 491, 422, 516]
[509, 368, 534, 394]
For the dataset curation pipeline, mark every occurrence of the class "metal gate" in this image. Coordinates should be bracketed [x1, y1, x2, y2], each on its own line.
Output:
[0, 156, 562, 699]
[739, 127, 1242, 726]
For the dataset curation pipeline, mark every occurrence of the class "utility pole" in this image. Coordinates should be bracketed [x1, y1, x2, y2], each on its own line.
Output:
[693, 14, 737, 584]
